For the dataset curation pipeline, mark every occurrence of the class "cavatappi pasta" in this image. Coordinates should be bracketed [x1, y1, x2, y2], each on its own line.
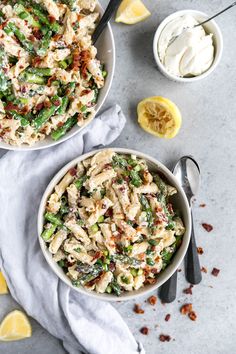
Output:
[0, 0, 105, 146]
[41, 150, 185, 295]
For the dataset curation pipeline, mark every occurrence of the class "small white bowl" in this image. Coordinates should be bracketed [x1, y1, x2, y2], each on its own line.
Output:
[0, 2, 115, 151]
[153, 10, 223, 83]
[38, 148, 191, 301]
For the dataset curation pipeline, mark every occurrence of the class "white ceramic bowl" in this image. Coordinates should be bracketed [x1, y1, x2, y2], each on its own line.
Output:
[38, 148, 191, 301]
[153, 10, 223, 83]
[0, 2, 115, 151]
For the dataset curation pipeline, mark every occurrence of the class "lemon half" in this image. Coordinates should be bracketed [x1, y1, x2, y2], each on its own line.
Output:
[137, 96, 182, 139]
[0, 272, 8, 295]
[115, 0, 151, 24]
[0, 310, 32, 341]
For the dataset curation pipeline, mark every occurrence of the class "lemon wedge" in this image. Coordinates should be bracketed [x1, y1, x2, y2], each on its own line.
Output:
[0, 310, 32, 341]
[116, 0, 151, 24]
[137, 96, 182, 139]
[0, 272, 8, 295]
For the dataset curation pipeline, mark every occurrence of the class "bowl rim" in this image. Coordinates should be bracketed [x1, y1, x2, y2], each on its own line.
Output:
[153, 9, 223, 83]
[37, 147, 191, 301]
[0, 2, 116, 151]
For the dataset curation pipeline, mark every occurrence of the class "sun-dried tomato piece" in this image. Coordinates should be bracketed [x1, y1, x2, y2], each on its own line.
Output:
[180, 303, 192, 315]
[159, 334, 171, 342]
[5, 103, 20, 111]
[211, 268, 220, 277]
[183, 285, 193, 295]
[133, 304, 144, 314]
[189, 311, 197, 321]
[140, 327, 149, 335]
[197, 247, 204, 255]
[148, 295, 157, 306]
[165, 314, 171, 322]
[201, 266, 207, 273]
[202, 223, 213, 232]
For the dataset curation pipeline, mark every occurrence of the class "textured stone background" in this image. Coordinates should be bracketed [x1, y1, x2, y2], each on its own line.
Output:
[1, 0, 236, 353]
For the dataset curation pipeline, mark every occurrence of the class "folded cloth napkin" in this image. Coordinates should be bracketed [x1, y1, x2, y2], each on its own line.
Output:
[0, 105, 145, 354]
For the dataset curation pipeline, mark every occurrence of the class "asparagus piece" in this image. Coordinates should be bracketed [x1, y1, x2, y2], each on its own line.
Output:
[28, 3, 60, 32]
[78, 265, 103, 285]
[51, 116, 77, 141]
[3, 22, 34, 54]
[41, 224, 57, 241]
[112, 254, 141, 267]
[8, 110, 29, 127]
[14, 4, 41, 28]
[57, 96, 69, 115]
[36, 30, 52, 57]
[44, 212, 63, 226]
[34, 96, 61, 130]
[25, 67, 53, 77]
[19, 72, 47, 85]
[0, 47, 10, 92]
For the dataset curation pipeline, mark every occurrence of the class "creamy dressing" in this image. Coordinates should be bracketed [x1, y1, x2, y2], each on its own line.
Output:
[158, 15, 215, 77]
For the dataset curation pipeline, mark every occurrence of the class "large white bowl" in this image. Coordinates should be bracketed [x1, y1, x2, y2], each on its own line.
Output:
[153, 10, 223, 83]
[0, 2, 115, 151]
[38, 148, 191, 301]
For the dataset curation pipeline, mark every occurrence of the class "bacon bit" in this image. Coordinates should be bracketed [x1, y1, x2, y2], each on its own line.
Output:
[165, 314, 171, 322]
[140, 327, 149, 335]
[133, 304, 144, 314]
[53, 34, 62, 41]
[178, 269, 182, 272]
[81, 89, 91, 96]
[145, 277, 157, 285]
[211, 268, 220, 277]
[201, 266, 207, 273]
[48, 15, 56, 23]
[20, 105, 30, 115]
[197, 247, 204, 255]
[105, 208, 113, 218]
[29, 34, 36, 42]
[44, 100, 52, 108]
[77, 14, 83, 22]
[5, 103, 20, 112]
[35, 103, 44, 112]
[183, 285, 193, 295]
[199, 203, 206, 208]
[92, 251, 102, 261]
[57, 122, 64, 128]
[80, 50, 91, 78]
[109, 261, 115, 272]
[188, 311, 197, 321]
[167, 203, 174, 214]
[148, 295, 157, 306]
[202, 223, 213, 232]
[32, 28, 42, 40]
[47, 76, 56, 87]
[32, 56, 42, 67]
[53, 99, 61, 107]
[159, 334, 171, 342]
[180, 303, 192, 315]
[69, 168, 77, 176]
[72, 47, 81, 70]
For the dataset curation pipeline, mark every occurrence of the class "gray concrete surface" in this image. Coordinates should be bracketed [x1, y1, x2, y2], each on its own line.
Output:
[1, 0, 236, 353]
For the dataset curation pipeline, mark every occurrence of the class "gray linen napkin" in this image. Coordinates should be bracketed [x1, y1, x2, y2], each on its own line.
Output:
[0, 105, 145, 354]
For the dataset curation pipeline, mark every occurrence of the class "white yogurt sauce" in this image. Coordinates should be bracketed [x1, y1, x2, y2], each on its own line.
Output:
[158, 15, 215, 77]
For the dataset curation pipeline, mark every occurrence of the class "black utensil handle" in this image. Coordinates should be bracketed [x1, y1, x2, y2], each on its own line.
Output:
[159, 271, 177, 303]
[185, 212, 202, 284]
[92, 0, 122, 44]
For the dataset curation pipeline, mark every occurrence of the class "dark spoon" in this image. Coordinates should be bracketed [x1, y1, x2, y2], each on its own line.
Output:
[92, 0, 122, 44]
[159, 156, 202, 303]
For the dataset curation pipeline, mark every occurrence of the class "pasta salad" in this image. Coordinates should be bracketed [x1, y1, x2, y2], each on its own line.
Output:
[41, 150, 185, 296]
[0, 0, 105, 146]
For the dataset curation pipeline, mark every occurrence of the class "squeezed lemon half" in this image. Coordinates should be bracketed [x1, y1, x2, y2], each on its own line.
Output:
[137, 96, 182, 139]
[0, 310, 32, 341]
[0, 272, 8, 295]
[115, 0, 151, 24]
